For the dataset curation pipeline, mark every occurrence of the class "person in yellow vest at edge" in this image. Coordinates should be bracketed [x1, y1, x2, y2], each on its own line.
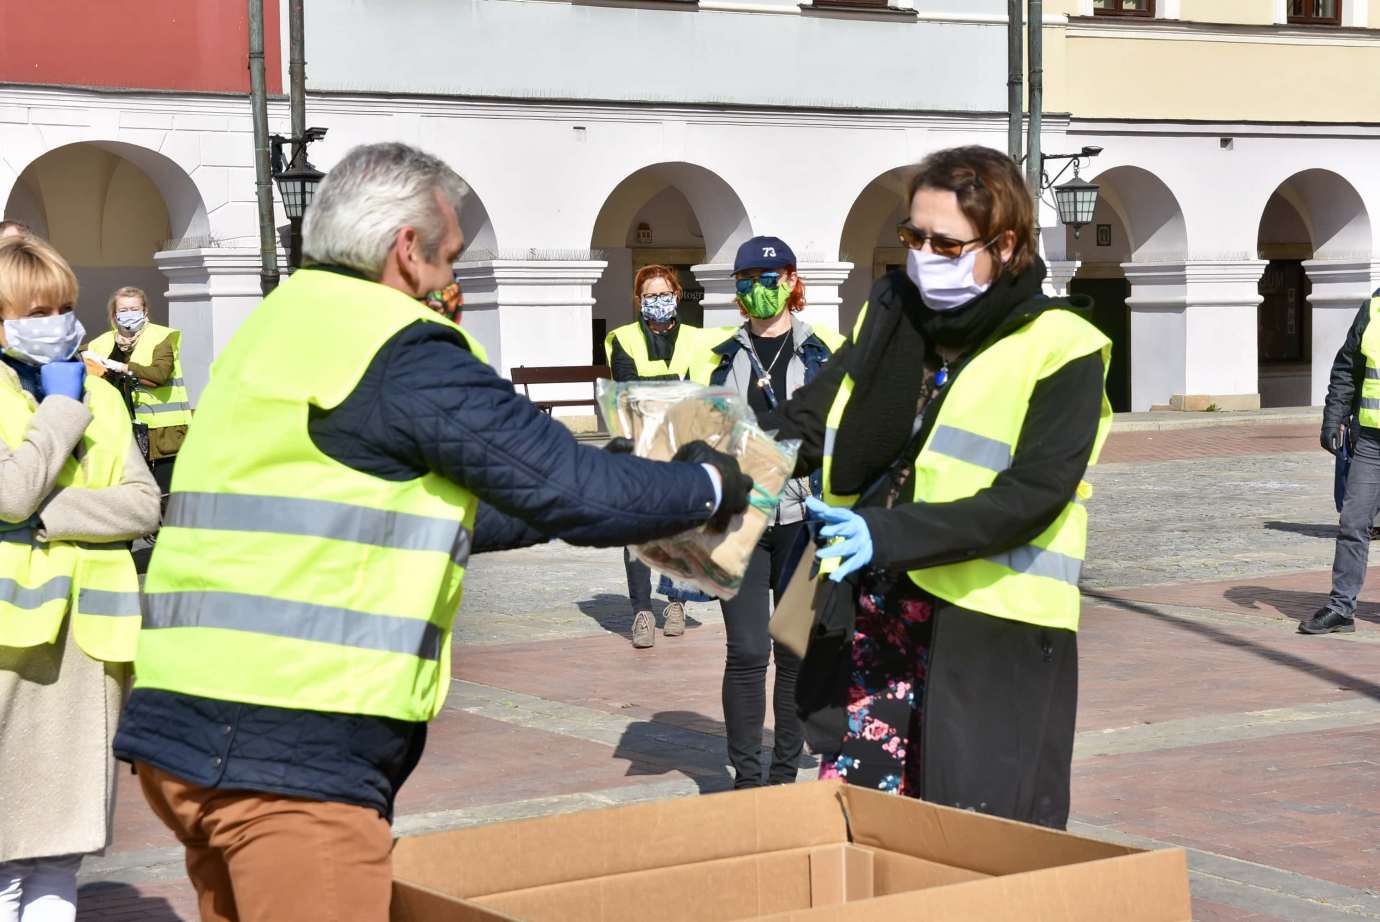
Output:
[113, 142, 753, 922]
[0, 235, 160, 920]
[85, 286, 192, 500]
[604, 263, 712, 649]
[759, 146, 1112, 830]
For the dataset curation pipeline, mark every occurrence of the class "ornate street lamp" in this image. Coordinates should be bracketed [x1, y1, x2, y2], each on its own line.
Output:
[271, 126, 328, 269]
[1038, 146, 1103, 238]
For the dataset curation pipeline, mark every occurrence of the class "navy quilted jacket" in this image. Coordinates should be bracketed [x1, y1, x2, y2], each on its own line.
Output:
[115, 313, 717, 817]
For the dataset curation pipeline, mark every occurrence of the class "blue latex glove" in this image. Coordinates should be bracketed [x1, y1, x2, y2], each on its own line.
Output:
[39, 360, 85, 402]
[806, 496, 873, 583]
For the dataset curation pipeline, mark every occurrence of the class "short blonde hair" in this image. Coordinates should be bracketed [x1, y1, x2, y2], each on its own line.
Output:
[0, 236, 78, 320]
[107, 286, 148, 322]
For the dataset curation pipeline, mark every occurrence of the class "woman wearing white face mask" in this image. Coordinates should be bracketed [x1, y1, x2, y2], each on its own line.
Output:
[764, 146, 1112, 829]
[86, 287, 191, 502]
[0, 236, 160, 922]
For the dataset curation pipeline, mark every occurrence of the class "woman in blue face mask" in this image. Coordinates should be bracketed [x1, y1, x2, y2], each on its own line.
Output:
[0, 235, 161, 920]
[603, 265, 705, 649]
[761, 147, 1112, 830]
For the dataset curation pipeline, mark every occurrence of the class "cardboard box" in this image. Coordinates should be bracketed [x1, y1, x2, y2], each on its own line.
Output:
[391, 781, 1190, 921]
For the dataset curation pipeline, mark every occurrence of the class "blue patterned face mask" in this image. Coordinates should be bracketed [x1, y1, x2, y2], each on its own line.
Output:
[3, 311, 85, 366]
[640, 292, 678, 324]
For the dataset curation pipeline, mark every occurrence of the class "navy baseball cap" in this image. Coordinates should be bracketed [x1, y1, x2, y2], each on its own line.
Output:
[734, 236, 796, 273]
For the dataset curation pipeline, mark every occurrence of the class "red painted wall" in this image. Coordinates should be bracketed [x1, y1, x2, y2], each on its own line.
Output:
[0, 1, 281, 94]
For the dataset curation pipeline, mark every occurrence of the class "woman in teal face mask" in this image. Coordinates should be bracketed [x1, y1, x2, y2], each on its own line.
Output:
[690, 235, 843, 788]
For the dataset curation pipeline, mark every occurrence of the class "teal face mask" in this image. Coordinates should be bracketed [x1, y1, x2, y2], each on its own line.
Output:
[737, 280, 789, 319]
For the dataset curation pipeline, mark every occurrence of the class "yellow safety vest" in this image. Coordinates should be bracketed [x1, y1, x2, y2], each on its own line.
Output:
[137, 269, 484, 722]
[685, 325, 749, 386]
[1358, 296, 1380, 429]
[90, 323, 192, 429]
[821, 305, 1112, 632]
[603, 321, 704, 379]
[0, 372, 142, 662]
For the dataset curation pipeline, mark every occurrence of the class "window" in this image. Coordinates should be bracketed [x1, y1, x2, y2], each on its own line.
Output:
[1093, 0, 1154, 15]
[1287, 0, 1341, 23]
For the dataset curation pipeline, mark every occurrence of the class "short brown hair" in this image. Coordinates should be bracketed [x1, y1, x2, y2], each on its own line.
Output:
[633, 264, 683, 315]
[907, 146, 1037, 275]
[0, 236, 78, 319]
[107, 285, 148, 323]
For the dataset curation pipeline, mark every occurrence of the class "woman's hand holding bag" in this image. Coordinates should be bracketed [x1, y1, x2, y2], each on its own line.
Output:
[806, 497, 873, 581]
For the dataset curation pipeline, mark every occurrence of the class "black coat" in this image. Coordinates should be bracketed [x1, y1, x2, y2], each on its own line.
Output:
[1322, 293, 1380, 439]
[773, 268, 1103, 829]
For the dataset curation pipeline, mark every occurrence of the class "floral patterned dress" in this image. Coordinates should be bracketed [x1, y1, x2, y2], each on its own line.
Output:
[817, 571, 934, 795]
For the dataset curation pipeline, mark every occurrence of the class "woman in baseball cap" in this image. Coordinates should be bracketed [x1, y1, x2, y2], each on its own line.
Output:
[689, 235, 844, 789]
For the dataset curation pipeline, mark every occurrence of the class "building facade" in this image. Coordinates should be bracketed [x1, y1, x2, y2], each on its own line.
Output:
[2, 0, 1377, 411]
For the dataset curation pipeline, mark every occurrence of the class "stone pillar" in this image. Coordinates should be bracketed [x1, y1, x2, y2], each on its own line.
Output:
[1304, 258, 1380, 406]
[795, 261, 853, 336]
[1046, 260, 1081, 298]
[692, 263, 741, 329]
[454, 259, 608, 412]
[1123, 259, 1266, 412]
[154, 248, 265, 405]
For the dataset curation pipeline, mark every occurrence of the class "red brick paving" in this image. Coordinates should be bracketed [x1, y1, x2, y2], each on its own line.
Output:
[1074, 725, 1380, 891]
[76, 880, 196, 921]
[1098, 423, 1317, 464]
[1107, 567, 1380, 625]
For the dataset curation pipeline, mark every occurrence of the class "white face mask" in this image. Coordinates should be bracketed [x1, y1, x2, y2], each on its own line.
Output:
[906, 246, 993, 313]
[115, 309, 147, 332]
[2, 312, 86, 366]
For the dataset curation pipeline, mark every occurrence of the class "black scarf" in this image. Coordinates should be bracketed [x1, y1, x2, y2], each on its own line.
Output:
[830, 258, 1049, 496]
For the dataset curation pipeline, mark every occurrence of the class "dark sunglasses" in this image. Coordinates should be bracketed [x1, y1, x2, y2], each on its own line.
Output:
[734, 271, 782, 296]
[896, 223, 994, 259]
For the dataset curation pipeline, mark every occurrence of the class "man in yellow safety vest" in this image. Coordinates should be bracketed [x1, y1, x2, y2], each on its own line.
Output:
[113, 142, 753, 920]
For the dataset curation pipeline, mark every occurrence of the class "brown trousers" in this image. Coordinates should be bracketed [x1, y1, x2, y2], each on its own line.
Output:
[136, 762, 393, 922]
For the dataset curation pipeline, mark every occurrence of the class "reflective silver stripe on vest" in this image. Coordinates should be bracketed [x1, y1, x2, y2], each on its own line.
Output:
[1367, 367, 1380, 380]
[166, 492, 472, 565]
[143, 590, 444, 660]
[0, 576, 72, 609]
[1362, 398, 1380, 411]
[823, 427, 837, 460]
[78, 588, 142, 617]
[928, 425, 1013, 473]
[135, 402, 191, 415]
[988, 545, 1082, 586]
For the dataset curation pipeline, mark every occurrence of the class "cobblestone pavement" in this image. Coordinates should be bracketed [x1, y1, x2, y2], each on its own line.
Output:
[80, 422, 1380, 921]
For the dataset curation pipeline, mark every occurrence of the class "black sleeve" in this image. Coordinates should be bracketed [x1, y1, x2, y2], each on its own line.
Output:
[1323, 301, 1371, 435]
[857, 352, 1104, 572]
[313, 322, 718, 548]
[610, 338, 640, 383]
[472, 500, 547, 554]
[757, 343, 851, 477]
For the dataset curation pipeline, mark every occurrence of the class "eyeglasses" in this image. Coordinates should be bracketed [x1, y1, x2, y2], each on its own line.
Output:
[734, 271, 782, 296]
[896, 223, 994, 259]
[640, 292, 677, 309]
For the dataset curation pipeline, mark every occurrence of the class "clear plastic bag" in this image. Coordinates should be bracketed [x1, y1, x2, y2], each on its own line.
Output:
[597, 380, 800, 600]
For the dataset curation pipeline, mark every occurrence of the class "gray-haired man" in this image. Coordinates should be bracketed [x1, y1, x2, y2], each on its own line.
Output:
[113, 142, 751, 919]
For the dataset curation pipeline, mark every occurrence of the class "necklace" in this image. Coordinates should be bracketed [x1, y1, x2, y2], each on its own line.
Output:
[748, 331, 790, 393]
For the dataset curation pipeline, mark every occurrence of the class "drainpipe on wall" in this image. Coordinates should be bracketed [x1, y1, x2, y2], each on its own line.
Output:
[249, 0, 280, 295]
[1007, 0, 1023, 162]
[1025, 0, 1043, 208]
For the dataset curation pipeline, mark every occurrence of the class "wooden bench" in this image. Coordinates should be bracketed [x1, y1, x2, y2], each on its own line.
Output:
[510, 365, 612, 420]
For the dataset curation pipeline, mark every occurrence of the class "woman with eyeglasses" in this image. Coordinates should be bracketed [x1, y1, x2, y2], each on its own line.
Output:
[764, 147, 1111, 829]
[604, 265, 706, 650]
[690, 236, 843, 788]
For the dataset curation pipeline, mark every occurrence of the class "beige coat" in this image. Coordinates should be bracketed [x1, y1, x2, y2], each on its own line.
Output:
[0, 362, 160, 862]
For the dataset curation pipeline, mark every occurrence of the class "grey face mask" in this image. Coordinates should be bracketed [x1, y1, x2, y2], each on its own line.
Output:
[2, 312, 86, 366]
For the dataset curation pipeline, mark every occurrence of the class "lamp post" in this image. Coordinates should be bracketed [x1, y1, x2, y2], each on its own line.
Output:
[1039, 146, 1103, 239]
[270, 127, 327, 269]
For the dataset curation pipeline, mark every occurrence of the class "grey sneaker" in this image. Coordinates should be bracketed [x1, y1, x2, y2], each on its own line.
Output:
[632, 610, 656, 648]
[663, 601, 686, 637]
